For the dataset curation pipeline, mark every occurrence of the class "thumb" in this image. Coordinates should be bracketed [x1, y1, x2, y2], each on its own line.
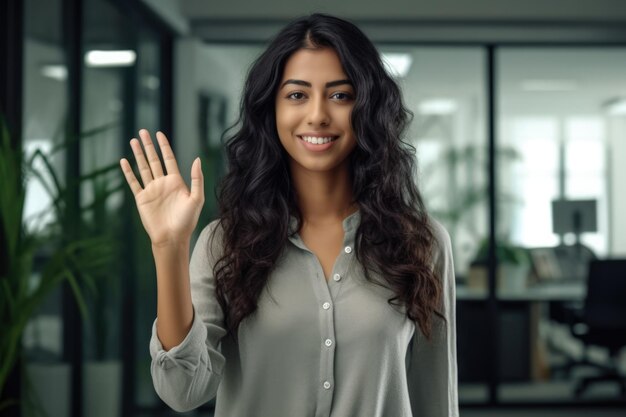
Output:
[190, 157, 204, 202]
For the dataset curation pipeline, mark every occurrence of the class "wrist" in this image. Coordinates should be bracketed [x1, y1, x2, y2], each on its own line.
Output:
[151, 239, 190, 252]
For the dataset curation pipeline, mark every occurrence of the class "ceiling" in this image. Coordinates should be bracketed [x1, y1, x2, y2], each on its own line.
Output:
[27, 1, 626, 46]
[176, 0, 626, 45]
[181, 0, 626, 21]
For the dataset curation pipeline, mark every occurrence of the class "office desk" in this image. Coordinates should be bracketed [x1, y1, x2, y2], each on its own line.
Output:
[456, 281, 586, 301]
[455, 282, 585, 382]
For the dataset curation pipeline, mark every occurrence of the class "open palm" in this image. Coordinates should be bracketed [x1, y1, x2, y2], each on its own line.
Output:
[119, 129, 204, 247]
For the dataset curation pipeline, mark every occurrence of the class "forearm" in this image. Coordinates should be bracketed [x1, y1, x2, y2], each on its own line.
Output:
[149, 222, 227, 412]
[153, 242, 194, 350]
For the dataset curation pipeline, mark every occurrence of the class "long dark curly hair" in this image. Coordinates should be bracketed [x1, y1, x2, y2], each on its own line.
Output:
[210, 13, 444, 343]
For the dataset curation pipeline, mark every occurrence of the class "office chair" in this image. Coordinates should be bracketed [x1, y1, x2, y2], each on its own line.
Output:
[539, 244, 596, 379]
[569, 259, 626, 397]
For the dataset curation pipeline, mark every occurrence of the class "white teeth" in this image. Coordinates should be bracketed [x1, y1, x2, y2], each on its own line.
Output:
[300, 136, 336, 144]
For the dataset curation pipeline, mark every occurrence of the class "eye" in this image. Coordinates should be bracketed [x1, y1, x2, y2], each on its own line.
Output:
[331, 92, 354, 101]
[286, 92, 305, 100]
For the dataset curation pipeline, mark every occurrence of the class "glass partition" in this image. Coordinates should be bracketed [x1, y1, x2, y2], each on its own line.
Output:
[496, 47, 626, 404]
[20, 0, 70, 415]
[80, 0, 133, 414]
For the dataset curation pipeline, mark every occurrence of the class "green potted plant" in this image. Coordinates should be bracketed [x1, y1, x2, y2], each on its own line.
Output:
[0, 117, 118, 415]
[467, 237, 532, 292]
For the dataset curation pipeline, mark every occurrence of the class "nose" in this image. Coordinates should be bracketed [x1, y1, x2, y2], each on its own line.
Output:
[307, 95, 330, 127]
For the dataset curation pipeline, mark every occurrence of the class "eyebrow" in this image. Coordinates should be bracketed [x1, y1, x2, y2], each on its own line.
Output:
[279, 79, 353, 90]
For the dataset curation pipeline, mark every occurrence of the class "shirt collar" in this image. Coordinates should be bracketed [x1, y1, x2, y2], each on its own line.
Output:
[287, 209, 361, 249]
[288, 209, 360, 233]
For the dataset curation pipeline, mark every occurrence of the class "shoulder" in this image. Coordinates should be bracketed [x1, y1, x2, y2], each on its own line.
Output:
[194, 219, 226, 265]
[425, 216, 454, 287]
[426, 216, 456, 327]
[198, 219, 224, 242]
[427, 216, 452, 260]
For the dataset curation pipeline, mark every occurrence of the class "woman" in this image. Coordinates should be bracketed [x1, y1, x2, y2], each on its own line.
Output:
[120, 13, 458, 417]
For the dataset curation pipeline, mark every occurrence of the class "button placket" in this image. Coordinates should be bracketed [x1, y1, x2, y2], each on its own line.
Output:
[319, 296, 335, 397]
[329, 236, 357, 306]
[314, 212, 359, 414]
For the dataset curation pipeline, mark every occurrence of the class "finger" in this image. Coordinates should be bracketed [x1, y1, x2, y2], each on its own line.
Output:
[138, 129, 164, 178]
[119, 158, 143, 196]
[130, 137, 153, 187]
[190, 157, 204, 203]
[155, 131, 180, 176]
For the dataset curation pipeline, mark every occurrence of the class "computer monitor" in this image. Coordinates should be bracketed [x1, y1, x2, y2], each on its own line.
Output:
[551, 199, 597, 235]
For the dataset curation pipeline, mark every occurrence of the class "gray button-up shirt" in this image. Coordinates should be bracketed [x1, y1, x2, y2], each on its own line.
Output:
[149, 209, 459, 416]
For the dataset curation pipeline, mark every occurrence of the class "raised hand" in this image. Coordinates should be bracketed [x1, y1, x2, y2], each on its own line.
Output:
[120, 129, 204, 247]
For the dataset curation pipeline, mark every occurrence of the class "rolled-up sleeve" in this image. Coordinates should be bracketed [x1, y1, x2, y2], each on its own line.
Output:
[149, 220, 228, 412]
[406, 219, 459, 417]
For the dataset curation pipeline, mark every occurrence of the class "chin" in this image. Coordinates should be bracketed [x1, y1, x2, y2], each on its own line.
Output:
[297, 156, 350, 171]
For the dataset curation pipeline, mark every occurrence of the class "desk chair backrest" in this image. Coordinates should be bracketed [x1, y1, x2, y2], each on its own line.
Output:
[584, 259, 626, 329]
[554, 244, 597, 281]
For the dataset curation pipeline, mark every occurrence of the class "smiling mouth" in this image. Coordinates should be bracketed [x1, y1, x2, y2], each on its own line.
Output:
[297, 135, 340, 144]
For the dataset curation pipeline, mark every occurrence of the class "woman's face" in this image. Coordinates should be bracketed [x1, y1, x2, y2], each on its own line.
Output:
[275, 47, 357, 173]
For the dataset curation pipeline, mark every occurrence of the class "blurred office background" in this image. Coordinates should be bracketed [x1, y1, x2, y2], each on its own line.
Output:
[2, 0, 626, 416]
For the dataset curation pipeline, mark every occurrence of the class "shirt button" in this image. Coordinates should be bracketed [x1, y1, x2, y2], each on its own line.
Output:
[344, 246, 352, 253]
[333, 273, 341, 281]
[323, 381, 331, 389]
[322, 302, 331, 310]
[325, 338, 333, 347]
